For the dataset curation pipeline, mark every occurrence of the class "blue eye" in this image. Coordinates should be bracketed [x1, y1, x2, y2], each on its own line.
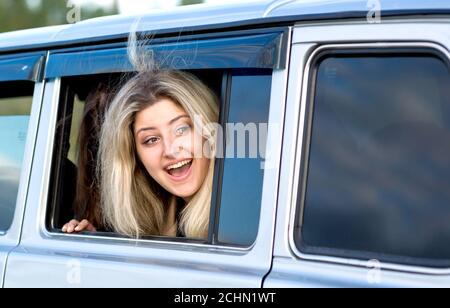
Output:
[176, 125, 191, 136]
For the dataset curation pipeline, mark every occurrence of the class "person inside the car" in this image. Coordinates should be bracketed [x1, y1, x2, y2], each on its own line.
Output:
[62, 83, 112, 233]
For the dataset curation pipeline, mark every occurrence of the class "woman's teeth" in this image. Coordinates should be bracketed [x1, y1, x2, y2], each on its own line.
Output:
[167, 159, 192, 171]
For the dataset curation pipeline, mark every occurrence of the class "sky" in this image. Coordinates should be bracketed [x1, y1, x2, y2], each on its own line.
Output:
[72, 0, 263, 15]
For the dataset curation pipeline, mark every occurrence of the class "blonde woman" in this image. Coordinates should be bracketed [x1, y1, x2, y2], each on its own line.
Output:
[64, 69, 219, 239]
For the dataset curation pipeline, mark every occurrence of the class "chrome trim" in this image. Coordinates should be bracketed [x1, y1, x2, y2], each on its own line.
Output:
[288, 42, 450, 276]
[41, 231, 254, 254]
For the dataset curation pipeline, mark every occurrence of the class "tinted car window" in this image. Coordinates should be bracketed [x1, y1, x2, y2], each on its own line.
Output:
[0, 86, 33, 232]
[297, 52, 450, 267]
[218, 70, 272, 246]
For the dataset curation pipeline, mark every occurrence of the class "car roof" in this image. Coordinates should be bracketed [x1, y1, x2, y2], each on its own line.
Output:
[1, 0, 449, 53]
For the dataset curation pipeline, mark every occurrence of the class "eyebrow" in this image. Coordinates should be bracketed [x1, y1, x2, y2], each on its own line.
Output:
[135, 114, 190, 135]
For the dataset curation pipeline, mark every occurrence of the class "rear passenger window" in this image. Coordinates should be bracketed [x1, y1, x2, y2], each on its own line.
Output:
[48, 70, 272, 246]
[48, 74, 123, 229]
[49, 69, 272, 246]
[45, 29, 286, 246]
[0, 82, 33, 232]
[295, 49, 450, 267]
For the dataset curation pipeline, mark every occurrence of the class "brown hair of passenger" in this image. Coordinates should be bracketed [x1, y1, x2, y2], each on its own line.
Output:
[63, 83, 112, 233]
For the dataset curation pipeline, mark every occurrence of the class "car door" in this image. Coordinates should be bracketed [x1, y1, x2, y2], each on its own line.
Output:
[4, 28, 290, 287]
[0, 53, 45, 287]
[266, 20, 450, 287]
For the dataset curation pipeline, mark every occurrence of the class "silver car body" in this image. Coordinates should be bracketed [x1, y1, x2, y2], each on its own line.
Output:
[0, 0, 449, 287]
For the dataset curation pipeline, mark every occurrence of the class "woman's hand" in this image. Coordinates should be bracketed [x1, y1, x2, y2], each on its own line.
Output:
[62, 219, 97, 233]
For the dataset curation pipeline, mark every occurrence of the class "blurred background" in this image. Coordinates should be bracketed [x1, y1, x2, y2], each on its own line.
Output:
[0, 0, 256, 33]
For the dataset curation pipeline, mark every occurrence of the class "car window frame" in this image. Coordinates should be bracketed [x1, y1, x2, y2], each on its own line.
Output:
[289, 42, 450, 275]
[43, 28, 287, 249]
[0, 52, 45, 242]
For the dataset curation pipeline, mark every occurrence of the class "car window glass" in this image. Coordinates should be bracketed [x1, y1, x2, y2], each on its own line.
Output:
[297, 53, 450, 267]
[0, 92, 33, 232]
[218, 71, 272, 246]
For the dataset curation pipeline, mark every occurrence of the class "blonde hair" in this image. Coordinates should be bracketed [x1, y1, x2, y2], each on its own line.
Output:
[98, 69, 219, 239]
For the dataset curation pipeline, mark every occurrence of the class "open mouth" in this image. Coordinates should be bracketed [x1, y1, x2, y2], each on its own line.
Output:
[166, 159, 193, 180]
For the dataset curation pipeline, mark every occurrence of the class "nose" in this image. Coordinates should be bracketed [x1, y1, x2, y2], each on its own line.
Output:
[163, 137, 183, 158]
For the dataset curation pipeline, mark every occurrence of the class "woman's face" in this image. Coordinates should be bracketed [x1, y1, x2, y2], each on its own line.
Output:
[134, 98, 210, 201]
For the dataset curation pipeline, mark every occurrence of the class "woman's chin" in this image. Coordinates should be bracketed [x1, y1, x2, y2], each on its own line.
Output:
[167, 185, 198, 202]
